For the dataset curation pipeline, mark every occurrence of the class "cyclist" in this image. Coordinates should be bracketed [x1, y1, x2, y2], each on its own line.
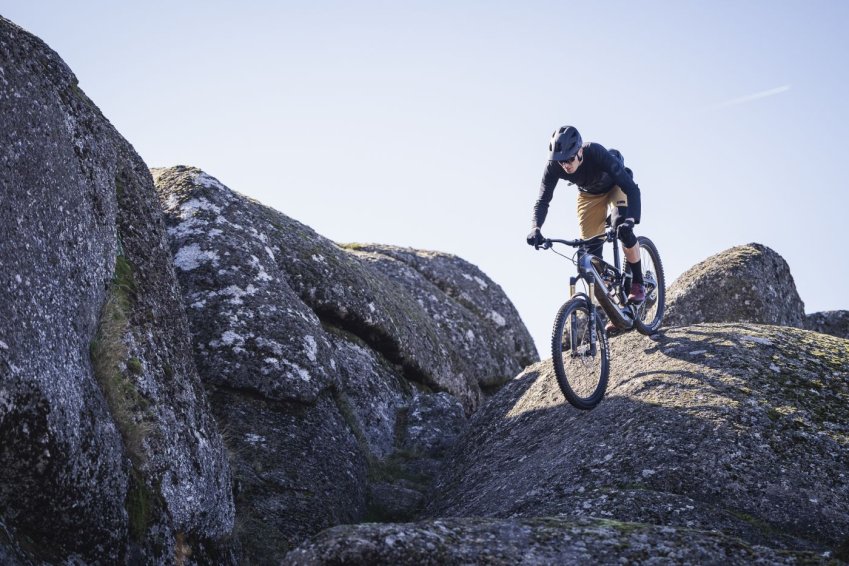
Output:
[527, 125, 645, 331]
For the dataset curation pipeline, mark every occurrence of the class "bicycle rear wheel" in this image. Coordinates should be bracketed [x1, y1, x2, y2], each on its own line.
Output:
[633, 236, 665, 335]
[551, 296, 610, 410]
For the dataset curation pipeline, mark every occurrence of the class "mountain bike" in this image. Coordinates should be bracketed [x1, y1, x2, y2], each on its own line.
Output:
[538, 228, 665, 409]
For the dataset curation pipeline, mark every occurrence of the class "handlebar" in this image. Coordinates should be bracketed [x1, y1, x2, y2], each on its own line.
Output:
[537, 230, 613, 251]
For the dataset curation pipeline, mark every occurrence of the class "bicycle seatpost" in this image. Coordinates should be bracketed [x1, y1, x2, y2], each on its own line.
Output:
[610, 227, 621, 272]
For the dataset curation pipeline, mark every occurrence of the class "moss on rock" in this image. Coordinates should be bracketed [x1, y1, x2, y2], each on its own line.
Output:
[90, 254, 151, 465]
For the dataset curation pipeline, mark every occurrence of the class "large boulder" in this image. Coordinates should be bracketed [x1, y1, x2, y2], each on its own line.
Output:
[421, 324, 849, 556]
[805, 310, 849, 340]
[154, 167, 537, 412]
[153, 166, 538, 561]
[0, 17, 235, 563]
[347, 243, 537, 385]
[664, 244, 805, 327]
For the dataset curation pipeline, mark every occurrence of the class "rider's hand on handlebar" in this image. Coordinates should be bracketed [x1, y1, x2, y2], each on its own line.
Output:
[614, 217, 635, 230]
[526, 228, 545, 249]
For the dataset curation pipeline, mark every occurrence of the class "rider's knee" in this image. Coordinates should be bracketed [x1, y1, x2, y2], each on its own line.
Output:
[617, 225, 637, 248]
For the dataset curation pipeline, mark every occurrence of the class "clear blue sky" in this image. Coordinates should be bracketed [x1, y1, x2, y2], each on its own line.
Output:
[4, 1, 848, 355]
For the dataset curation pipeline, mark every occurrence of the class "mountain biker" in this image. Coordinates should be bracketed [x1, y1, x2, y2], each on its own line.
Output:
[527, 125, 645, 332]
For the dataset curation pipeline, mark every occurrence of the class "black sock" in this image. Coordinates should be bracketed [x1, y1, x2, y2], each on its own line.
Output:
[629, 260, 643, 284]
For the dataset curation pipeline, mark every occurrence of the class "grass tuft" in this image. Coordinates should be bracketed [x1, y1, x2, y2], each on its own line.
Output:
[90, 254, 151, 465]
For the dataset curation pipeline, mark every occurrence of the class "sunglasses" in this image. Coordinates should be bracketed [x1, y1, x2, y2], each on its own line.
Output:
[559, 154, 579, 166]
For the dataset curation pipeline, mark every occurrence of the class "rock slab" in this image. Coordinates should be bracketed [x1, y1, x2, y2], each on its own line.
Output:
[425, 324, 849, 555]
[283, 517, 832, 565]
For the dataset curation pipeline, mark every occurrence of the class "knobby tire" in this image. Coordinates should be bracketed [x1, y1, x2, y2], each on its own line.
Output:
[632, 236, 666, 335]
[551, 296, 610, 410]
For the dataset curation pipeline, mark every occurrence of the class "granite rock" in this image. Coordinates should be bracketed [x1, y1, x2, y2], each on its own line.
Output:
[665, 244, 805, 327]
[426, 324, 849, 555]
[805, 310, 849, 340]
[0, 16, 235, 564]
[153, 166, 537, 560]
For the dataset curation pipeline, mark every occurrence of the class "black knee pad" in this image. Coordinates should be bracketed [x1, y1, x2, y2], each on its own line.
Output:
[617, 224, 637, 248]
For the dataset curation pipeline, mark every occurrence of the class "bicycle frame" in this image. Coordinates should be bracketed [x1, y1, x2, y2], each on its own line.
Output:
[543, 230, 664, 410]
[572, 249, 635, 331]
[544, 231, 636, 332]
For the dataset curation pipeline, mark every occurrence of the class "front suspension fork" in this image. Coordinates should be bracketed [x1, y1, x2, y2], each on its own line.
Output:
[569, 277, 598, 357]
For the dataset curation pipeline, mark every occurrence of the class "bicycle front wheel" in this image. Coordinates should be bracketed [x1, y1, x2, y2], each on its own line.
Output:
[551, 296, 610, 410]
[632, 236, 665, 335]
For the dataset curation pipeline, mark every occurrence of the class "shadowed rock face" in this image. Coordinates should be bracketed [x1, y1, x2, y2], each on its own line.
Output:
[665, 244, 805, 328]
[153, 166, 537, 561]
[0, 16, 235, 564]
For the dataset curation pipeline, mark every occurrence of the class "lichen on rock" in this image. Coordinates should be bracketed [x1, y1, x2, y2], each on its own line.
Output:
[0, 15, 236, 564]
[424, 323, 849, 555]
[283, 516, 830, 565]
[153, 166, 537, 560]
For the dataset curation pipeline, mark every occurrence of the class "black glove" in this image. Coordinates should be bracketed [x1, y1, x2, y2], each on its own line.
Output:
[526, 228, 544, 247]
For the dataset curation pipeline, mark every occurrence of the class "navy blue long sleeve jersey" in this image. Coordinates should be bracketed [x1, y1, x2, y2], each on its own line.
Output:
[532, 142, 641, 229]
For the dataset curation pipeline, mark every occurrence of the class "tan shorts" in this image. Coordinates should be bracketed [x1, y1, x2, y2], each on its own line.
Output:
[576, 186, 628, 239]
